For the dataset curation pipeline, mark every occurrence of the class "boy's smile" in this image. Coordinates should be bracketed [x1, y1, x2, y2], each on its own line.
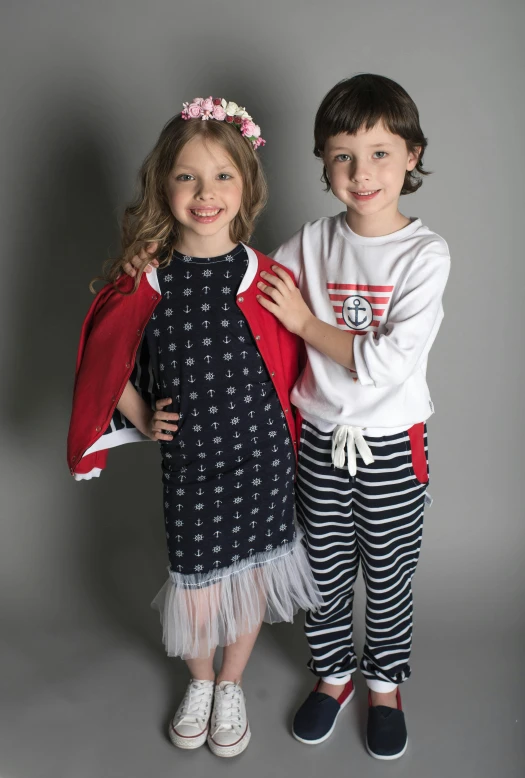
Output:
[323, 123, 419, 236]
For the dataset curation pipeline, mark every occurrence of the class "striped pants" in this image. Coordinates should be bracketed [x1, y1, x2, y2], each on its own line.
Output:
[296, 420, 429, 693]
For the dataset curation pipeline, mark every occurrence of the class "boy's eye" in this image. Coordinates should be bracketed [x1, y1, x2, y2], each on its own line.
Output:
[177, 174, 194, 181]
[335, 154, 351, 162]
[373, 151, 387, 159]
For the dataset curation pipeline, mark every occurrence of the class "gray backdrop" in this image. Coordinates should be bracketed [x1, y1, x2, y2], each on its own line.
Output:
[1, 1, 523, 776]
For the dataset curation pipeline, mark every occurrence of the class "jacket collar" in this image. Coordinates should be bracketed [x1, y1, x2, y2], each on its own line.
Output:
[145, 243, 258, 296]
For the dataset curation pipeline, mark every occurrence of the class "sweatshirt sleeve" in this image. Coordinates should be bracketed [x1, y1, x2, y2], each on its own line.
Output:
[268, 227, 304, 282]
[353, 246, 451, 388]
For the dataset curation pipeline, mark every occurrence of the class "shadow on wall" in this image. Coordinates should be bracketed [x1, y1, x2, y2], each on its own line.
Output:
[6, 95, 170, 661]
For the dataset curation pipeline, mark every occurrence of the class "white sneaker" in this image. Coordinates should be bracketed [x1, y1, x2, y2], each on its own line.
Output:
[169, 679, 215, 750]
[207, 681, 251, 758]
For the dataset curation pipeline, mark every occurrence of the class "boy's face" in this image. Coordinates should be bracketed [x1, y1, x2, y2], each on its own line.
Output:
[323, 122, 419, 226]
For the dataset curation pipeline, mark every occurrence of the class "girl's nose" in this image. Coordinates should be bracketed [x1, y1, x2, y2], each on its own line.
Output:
[195, 180, 216, 199]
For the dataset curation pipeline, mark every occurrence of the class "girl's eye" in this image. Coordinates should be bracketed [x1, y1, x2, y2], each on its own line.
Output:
[177, 174, 194, 181]
[373, 151, 387, 159]
[335, 154, 351, 162]
[218, 173, 232, 180]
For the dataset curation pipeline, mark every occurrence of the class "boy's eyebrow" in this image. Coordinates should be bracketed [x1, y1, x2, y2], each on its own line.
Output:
[328, 142, 394, 151]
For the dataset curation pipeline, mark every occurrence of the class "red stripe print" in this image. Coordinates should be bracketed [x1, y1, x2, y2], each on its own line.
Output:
[328, 293, 390, 304]
[327, 283, 394, 292]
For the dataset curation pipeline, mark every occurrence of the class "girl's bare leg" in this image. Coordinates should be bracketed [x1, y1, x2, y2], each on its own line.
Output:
[217, 621, 263, 685]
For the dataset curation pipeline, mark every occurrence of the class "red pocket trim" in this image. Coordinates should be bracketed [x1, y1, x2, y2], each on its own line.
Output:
[407, 423, 428, 484]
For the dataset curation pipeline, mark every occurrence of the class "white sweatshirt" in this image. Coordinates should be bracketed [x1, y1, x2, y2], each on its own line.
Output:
[271, 212, 451, 435]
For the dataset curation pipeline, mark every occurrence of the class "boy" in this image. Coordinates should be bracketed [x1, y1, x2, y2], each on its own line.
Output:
[256, 74, 450, 759]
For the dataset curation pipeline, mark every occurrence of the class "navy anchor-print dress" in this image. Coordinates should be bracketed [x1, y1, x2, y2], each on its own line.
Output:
[144, 244, 296, 578]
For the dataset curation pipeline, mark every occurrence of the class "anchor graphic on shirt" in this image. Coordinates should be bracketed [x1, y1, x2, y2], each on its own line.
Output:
[342, 295, 373, 330]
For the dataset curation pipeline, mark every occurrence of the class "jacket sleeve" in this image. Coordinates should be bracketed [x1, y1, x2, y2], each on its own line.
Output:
[353, 247, 451, 388]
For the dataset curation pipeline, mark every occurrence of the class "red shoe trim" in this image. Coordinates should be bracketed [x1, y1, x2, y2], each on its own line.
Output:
[337, 679, 354, 705]
[367, 688, 403, 710]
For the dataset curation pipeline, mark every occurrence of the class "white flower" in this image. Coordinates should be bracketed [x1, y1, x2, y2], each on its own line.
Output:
[225, 101, 239, 116]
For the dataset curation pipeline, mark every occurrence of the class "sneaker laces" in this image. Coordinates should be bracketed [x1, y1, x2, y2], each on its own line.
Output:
[332, 424, 374, 476]
[176, 680, 213, 727]
[211, 683, 244, 736]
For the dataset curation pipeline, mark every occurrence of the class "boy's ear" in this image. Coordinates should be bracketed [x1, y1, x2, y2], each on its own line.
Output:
[407, 146, 421, 171]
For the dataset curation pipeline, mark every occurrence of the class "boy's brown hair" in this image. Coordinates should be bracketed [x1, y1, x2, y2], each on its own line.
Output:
[314, 73, 429, 195]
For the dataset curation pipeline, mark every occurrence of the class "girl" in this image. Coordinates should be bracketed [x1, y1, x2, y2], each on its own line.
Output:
[125, 75, 451, 761]
[67, 96, 321, 759]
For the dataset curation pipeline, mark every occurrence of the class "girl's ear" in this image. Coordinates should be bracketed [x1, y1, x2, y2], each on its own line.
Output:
[407, 146, 421, 172]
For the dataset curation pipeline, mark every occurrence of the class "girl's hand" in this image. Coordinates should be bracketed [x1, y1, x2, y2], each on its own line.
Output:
[123, 241, 160, 278]
[148, 398, 179, 441]
[256, 266, 313, 336]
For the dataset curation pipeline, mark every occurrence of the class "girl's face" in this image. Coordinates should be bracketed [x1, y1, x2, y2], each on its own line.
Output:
[166, 135, 243, 254]
[323, 122, 419, 233]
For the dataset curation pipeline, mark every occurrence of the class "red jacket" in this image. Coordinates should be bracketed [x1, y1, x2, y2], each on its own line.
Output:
[67, 246, 302, 480]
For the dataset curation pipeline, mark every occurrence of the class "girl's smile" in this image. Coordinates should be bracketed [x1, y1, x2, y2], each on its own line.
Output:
[167, 135, 243, 256]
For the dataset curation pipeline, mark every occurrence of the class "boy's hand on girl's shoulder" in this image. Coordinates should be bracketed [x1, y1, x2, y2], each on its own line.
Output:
[148, 397, 179, 442]
[256, 265, 314, 337]
[122, 241, 160, 278]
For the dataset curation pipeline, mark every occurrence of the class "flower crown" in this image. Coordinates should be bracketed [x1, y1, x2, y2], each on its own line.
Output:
[181, 96, 266, 150]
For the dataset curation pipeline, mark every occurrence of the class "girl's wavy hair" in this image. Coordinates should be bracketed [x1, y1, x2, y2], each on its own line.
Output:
[314, 74, 430, 195]
[93, 114, 268, 293]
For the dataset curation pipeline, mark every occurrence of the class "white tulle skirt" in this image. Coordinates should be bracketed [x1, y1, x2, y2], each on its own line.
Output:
[151, 531, 322, 659]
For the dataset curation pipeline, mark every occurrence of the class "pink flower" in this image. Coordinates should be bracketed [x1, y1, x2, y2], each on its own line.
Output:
[241, 119, 257, 138]
[186, 102, 202, 118]
[202, 97, 214, 112]
[192, 98, 203, 105]
[212, 104, 227, 121]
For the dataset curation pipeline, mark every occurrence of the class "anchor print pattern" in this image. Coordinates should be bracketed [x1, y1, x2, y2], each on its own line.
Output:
[144, 245, 296, 576]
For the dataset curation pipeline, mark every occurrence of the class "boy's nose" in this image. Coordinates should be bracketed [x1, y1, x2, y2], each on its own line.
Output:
[350, 161, 371, 182]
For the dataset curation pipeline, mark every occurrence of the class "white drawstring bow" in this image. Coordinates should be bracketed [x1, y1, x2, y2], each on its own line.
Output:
[331, 425, 375, 476]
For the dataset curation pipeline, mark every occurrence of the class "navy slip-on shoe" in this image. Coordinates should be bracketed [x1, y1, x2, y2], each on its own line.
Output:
[366, 688, 408, 760]
[292, 679, 355, 745]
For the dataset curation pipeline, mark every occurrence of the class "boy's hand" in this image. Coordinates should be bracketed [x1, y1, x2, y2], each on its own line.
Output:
[256, 266, 313, 336]
[148, 398, 179, 442]
[123, 241, 160, 278]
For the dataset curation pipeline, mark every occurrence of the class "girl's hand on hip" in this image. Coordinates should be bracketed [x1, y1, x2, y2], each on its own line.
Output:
[123, 241, 160, 278]
[256, 266, 313, 336]
[149, 398, 179, 441]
